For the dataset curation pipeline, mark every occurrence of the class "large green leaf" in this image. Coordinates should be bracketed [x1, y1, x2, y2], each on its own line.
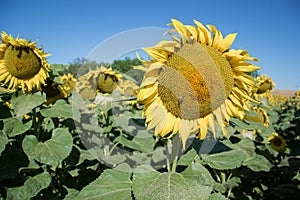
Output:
[22, 128, 73, 167]
[115, 134, 154, 153]
[132, 163, 214, 200]
[6, 172, 51, 200]
[74, 168, 132, 200]
[201, 149, 247, 170]
[0, 131, 8, 155]
[3, 117, 32, 137]
[11, 93, 45, 116]
[40, 100, 73, 118]
[243, 154, 272, 172]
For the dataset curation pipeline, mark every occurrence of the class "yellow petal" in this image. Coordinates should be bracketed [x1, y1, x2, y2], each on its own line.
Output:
[147, 105, 165, 130]
[185, 25, 198, 40]
[160, 112, 175, 137]
[194, 20, 211, 45]
[219, 33, 237, 52]
[137, 82, 157, 102]
[171, 19, 190, 42]
[198, 118, 208, 139]
[179, 119, 191, 149]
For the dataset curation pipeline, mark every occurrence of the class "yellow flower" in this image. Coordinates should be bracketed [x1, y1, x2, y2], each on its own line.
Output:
[60, 73, 76, 93]
[268, 133, 287, 152]
[244, 106, 269, 127]
[295, 90, 300, 97]
[0, 31, 50, 92]
[41, 79, 68, 105]
[137, 19, 260, 148]
[117, 79, 139, 96]
[256, 74, 275, 94]
[76, 67, 122, 99]
[97, 67, 122, 94]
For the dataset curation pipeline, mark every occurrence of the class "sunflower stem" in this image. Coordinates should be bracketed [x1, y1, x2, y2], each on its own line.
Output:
[170, 135, 181, 173]
[32, 108, 39, 139]
[171, 155, 178, 173]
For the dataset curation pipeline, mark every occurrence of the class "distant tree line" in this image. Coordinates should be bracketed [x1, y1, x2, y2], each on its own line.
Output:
[50, 57, 142, 76]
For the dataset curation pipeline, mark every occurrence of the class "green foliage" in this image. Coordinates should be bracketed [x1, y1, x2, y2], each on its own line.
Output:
[0, 67, 299, 199]
[111, 57, 142, 73]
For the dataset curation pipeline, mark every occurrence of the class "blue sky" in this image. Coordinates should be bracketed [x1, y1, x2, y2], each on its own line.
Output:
[1, 0, 299, 89]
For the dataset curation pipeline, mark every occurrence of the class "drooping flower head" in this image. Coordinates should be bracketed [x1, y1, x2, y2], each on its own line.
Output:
[255, 74, 275, 94]
[76, 66, 122, 100]
[97, 67, 122, 94]
[268, 132, 287, 152]
[0, 31, 50, 92]
[244, 106, 270, 127]
[41, 78, 68, 105]
[137, 19, 260, 148]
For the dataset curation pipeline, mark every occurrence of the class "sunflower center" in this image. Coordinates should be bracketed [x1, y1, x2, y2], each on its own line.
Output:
[272, 137, 283, 147]
[4, 45, 41, 79]
[157, 42, 234, 120]
[257, 82, 271, 94]
[97, 74, 118, 94]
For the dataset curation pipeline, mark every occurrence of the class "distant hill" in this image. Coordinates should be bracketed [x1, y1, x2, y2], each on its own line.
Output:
[271, 90, 297, 97]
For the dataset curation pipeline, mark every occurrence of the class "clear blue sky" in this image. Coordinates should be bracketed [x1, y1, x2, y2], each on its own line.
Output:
[1, 0, 299, 89]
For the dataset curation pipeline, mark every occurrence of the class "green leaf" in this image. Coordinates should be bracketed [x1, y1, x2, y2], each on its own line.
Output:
[243, 154, 272, 172]
[115, 134, 154, 153]
[74, 168, 132, 200]
[11, 93, 45, 116]
[6, 172, 51, 200]
[226, 138, 255, 158]
[201, 149, 247, 170]
[40, 100, 73, 118]
[3, 117, 32, 137]
[226, 177, 241, 189]
[132, 163, 214, 200]
[0, 131, 8, 155]
[177, 148, 198, 166]
[41, 117, 55, 132]
[209, 193, 230, 200]
[22, 128, 73, 167]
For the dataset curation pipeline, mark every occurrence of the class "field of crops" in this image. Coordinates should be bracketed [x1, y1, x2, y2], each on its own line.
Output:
[1, 19, 300, 200]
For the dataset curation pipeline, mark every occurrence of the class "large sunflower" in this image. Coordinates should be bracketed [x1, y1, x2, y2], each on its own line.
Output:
[0, 31, 50, 92]
[137, 19, 260, 148]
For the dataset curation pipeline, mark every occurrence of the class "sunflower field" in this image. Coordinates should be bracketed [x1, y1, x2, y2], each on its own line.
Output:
[0, 19, 300, 200]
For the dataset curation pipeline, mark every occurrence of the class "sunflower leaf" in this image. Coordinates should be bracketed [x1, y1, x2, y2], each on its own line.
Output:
[22, 128, 73, 167]
[0, 131, 8, 155]
[73, 168, 132, 200]
[11, 92, 45, 116]
[40, 100, 73, 119]
[201, 149, 247, 170]
[6, 172, 51, 200]
[3, 117, 32, 137]
[243, 154, 272, 172]
[132, 163, 214, 200]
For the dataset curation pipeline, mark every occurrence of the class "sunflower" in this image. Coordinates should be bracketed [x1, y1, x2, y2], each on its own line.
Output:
[76, 67, 122, 99]
[244, 106, 269, 127]
[60, 73, 76, 93]
[97, 67, 122, 94]
[0, 31, 50, 92]
[256, 74, 275, 94]
[41, 78, 68, 105]
[137, 19, 260, 148]
[268, 133, 287, 152]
